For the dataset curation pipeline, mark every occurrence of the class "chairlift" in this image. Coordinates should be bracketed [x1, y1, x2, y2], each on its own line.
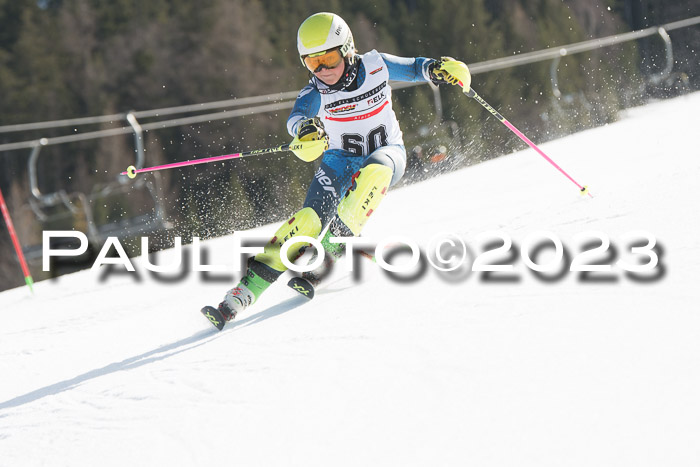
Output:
[20, 113, 172, 267]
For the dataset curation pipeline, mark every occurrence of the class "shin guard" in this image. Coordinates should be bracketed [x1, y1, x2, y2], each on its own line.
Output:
[255, 207, 322, 272]
[337, 164, 393, 236]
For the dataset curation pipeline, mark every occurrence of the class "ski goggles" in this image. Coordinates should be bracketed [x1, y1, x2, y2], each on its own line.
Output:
[303, 48, 344, 73]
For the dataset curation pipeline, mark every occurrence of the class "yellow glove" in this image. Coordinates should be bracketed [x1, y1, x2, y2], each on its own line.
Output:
[428, 57, 471, 91]
[290, 117, 329, 162]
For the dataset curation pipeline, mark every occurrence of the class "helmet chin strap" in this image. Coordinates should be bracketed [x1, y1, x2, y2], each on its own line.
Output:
[327, 55, 360, 92]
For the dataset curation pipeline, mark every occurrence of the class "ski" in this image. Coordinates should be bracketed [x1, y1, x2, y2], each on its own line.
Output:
[200, 305, 227, 331]
[287, 276, 316, 300]
[286, 248, 377, 299]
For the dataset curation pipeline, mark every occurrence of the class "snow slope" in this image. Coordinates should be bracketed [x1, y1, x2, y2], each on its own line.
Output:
[1, 92, 699, 467]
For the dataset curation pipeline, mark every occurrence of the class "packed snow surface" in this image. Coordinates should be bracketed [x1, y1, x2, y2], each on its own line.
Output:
[1, 92, 699, 466]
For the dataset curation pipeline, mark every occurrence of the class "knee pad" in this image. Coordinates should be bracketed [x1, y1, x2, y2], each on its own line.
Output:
[255, 207, 322, 272]
[337, 163, 393, 236]
[365, 146, 406, 187]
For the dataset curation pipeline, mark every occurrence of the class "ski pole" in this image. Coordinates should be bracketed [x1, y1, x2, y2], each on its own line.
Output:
[0, 187, 34, 293]
[462, 85, 592, 197]
[121, 140, 325, 179]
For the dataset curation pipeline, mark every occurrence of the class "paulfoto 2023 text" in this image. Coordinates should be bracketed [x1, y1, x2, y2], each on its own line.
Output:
[41, 230, 664, 284]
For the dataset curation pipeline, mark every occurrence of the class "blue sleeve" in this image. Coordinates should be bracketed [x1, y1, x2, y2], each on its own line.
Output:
[287, 84, 321, 137]
[380, 53, 436, 83]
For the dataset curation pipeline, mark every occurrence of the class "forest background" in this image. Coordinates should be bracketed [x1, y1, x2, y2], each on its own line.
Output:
[1, 0, 699, 290]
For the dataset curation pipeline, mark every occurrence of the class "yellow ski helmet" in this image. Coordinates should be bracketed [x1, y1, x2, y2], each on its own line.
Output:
[297, 12, 355, 66]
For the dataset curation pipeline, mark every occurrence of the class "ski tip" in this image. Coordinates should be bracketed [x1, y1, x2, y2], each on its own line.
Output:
[287, 277, 315, 300]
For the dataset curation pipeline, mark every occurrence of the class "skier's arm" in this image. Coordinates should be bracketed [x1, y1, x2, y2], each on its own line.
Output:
[287, 84, 322, 137]
[382, 53, 471, 90]
[380, 53, 435, 83]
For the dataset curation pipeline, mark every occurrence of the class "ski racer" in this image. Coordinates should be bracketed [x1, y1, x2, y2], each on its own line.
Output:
[215, 12, 471, 322]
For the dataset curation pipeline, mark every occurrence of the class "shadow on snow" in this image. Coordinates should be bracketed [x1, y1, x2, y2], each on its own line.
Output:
[0, 295, 309, 411]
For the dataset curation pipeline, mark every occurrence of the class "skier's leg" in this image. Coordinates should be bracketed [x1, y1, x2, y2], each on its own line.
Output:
[219, 149, 360, 319]
[257, 148, 361, 276]
[302, 145, 406, 285]
[302, 149, 365, 227]
[296, 150, 364, 283]
[220, 206, 322, 318]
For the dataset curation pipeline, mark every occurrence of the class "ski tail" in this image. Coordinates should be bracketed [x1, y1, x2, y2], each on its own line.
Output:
[287, 277, 315, 299]
[200, 306, 227, 330]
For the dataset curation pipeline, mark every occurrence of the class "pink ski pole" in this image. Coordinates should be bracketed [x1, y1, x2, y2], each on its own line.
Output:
[121, 140, 325, 179]
[463, 86, 592, 197]
[0, 187, 34, 292]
